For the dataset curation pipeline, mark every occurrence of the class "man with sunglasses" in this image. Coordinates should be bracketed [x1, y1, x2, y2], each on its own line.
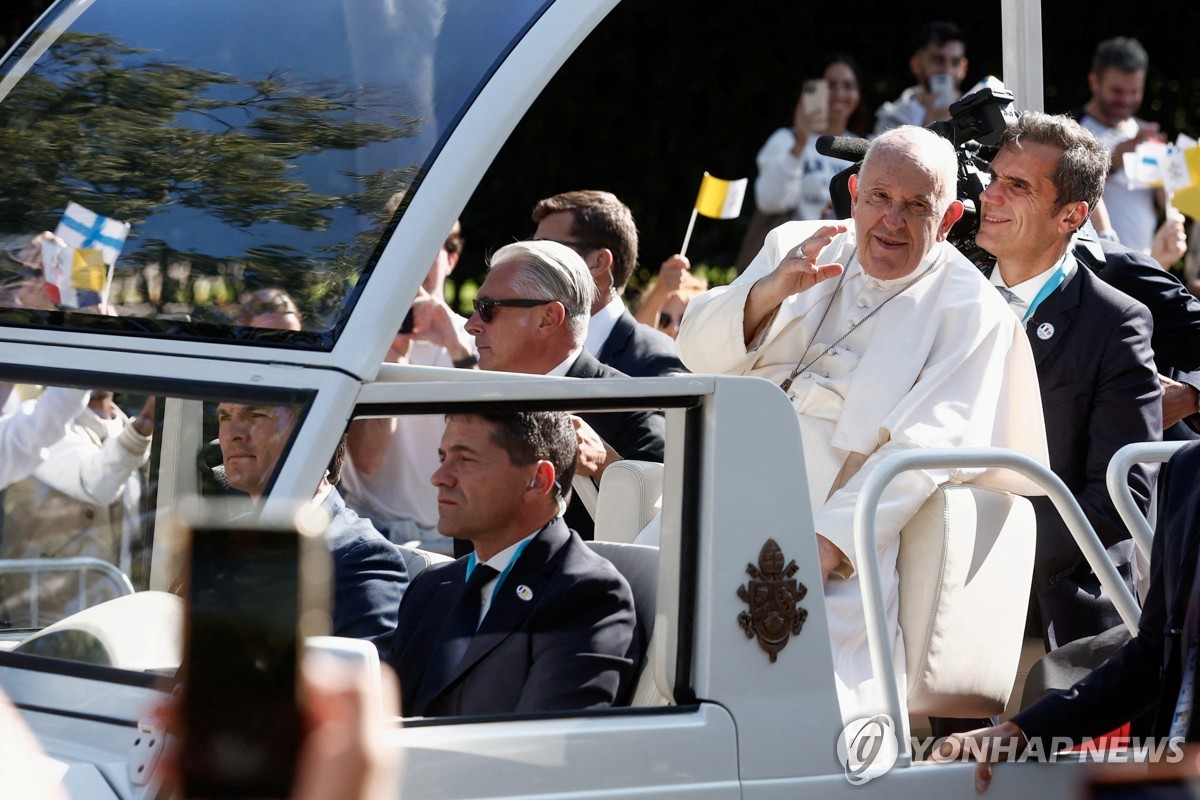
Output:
[464, 240, 665, 540]
[532, 190, 687, 378]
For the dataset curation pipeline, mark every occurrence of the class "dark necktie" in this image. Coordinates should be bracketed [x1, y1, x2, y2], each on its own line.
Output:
[413, 563, 500, 715]
[995, 284, 1025, 310]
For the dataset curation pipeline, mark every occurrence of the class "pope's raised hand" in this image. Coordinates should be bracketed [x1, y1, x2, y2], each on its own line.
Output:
[770, 223, 849, 297]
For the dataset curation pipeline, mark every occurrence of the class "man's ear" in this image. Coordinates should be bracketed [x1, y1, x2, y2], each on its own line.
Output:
[446, 250, 460, 273]
[536, 300, 568, 332]
[1087, 71, 1100, 97]
[524, 460, 556, 501]
[1061, 201, 1089, 234]
[590, 247, 614, 276]
[938, 200, 965, 239]
[848, 173, 860, 212]
[955, 57, 969, 83]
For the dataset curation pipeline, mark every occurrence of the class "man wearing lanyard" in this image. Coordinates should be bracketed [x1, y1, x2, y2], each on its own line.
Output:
[977, 111, 1160, 650]
[387, 411, 639, 718]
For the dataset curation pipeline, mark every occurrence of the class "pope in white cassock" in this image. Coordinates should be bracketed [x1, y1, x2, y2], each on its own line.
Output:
[676, 126, 1049, 723]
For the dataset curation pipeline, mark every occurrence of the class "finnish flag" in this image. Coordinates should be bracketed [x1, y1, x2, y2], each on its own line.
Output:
[54, 202, 131, 267]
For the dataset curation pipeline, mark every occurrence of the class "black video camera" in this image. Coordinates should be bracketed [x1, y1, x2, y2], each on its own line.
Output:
[823, 86, 1018, 270]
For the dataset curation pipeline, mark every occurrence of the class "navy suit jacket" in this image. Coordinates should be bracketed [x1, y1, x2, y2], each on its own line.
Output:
[1015, 263, 1160, 592]
[322, 489, 410, 657]
[1014, 441, 1200, 741]
[564, 350, 666, 539]
[389, 517, 639, 717]
[1081, 239, 1200, 438]
[596, 309, 688, 377]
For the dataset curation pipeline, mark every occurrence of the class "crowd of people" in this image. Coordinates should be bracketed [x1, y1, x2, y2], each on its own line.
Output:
[5, 21, 1200, 798]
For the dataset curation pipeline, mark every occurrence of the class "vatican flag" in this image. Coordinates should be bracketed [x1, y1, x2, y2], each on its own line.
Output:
[694, 172, 747, 219]
[681, 172, 747, 256]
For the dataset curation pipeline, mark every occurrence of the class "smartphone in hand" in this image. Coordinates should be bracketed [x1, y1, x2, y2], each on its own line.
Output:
[802, 79, 829, 132]
[178, 509, 330, 798]
[929, 73, 956, 109]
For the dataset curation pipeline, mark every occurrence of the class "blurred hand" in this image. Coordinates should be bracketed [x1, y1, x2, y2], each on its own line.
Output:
[1160, 373, 1198, 429]
[571, 415, 621, 480]
[931, 720, 1027, 793]
[409, 287, 473, 362]
[132, 396, 157, 437]
[1151, 209, 1188, 269]
[658, 255, 691, 292]
[155, 654, 402, 800]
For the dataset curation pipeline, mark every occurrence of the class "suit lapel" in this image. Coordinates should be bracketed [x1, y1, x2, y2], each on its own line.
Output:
[597, 311, 634, 365]
[1026, 264, 1084, 368]
[410, 565, 471, 713]
[438, 520, 571, 693]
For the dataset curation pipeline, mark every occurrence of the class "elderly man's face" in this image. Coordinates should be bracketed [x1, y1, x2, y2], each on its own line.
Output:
[465, 261, 549, 372]
[850, 148, 958, 281]
[217, 403, 298, 499]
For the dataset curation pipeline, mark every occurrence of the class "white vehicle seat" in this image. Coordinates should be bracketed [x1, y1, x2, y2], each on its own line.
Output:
[899, 483, 1036, 719]
[593, 460, 664, 543]
[585, 540, 669, 706]
[13, 591, 183, 672]
[396, 545, 453, 579]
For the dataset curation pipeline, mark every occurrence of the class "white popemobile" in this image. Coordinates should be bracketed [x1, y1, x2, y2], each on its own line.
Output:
[0, 1, 1183, 798]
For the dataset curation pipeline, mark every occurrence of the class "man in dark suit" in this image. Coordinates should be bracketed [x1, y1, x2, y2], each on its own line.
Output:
[531, 190, 688, 377]
[976, 111, 1161, 649]
[388, 410, 639, 717]
[216, 402, 409, 656]
[464, 240, 666, 539]
[938, 440, 1200, 790]
[1078, 238, 1200, 439]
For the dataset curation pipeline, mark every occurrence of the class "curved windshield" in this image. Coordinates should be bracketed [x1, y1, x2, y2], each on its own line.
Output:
[0, 0, 547, 348]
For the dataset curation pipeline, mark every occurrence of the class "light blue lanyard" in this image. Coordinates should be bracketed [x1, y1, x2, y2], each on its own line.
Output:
[465, 538, 532, 609]
[1021, 263, 1067, 323]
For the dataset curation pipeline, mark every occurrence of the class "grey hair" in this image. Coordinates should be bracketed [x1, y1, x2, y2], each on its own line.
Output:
[862, 125, 960, 209]
[998, 111, 1108, 221]
[487, 241, 596, 341]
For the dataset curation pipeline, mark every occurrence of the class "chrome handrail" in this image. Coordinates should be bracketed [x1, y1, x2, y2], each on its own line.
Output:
[854, 447, 1140, 765]
[1106, 440, 1187, 567]
[0, 557, 135, 626]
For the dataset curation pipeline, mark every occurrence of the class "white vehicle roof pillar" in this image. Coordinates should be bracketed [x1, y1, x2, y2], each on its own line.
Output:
[1001, 0, 1044, 111]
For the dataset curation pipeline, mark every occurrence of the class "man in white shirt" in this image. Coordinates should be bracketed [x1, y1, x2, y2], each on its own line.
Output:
[464, 240, 665, 539]
[676, 125, 1046, 723]
[1074, 37, 1161, 255]
[874, 21, 969, 135]
[387, 410, 638, 717]
[531, 190, 686, 377]
[978, 111, 1159, 649]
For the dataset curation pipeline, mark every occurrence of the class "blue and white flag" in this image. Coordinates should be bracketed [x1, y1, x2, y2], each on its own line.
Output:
[54, 202, 130, 267]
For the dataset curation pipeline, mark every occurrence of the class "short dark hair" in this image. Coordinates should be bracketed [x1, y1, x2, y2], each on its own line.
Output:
[1091, 37, 1149, 76]
[998, 111, 1109, 226]
[532, 190, 639, 292]
[444, 219, 464, 256]
[449, 411, 577, 513]
[912, 20, 966, 54]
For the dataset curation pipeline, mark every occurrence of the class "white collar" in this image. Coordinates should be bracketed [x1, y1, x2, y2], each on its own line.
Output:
[584, 295, 625, 356]
[547, 345, 583, 377]
[992, 247, 1077, 310]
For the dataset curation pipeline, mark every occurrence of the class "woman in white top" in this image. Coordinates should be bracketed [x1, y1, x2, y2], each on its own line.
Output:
[752, 55, 867, 223]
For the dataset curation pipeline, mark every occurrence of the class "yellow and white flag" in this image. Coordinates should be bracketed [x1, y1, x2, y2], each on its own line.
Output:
[694, 172, 748, 219]
[1166, 142, 1200, 221]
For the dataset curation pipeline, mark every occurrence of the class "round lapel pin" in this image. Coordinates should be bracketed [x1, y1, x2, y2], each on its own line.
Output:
[516, 585, 533, 602]
[1036, 322, 1054, 341]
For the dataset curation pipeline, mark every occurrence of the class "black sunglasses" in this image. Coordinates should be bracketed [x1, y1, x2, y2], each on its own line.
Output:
[472, 297, 552, 323]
